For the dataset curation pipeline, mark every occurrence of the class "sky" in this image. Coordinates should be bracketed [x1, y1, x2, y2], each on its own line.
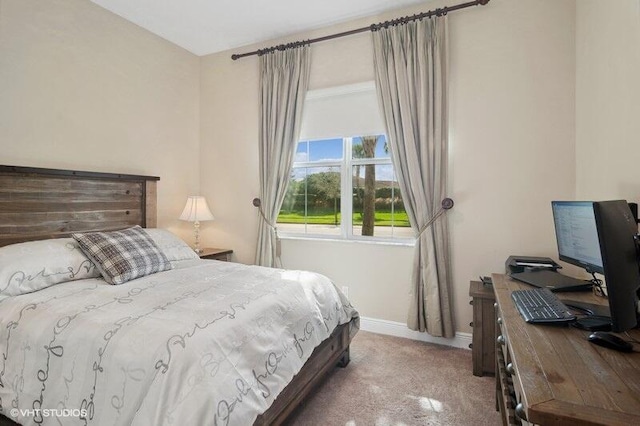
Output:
[295, 135, 389, 162]
[292, 135, 396, 182]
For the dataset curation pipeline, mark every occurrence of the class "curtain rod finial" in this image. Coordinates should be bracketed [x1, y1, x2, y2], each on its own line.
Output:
[479, 0, 490, 5]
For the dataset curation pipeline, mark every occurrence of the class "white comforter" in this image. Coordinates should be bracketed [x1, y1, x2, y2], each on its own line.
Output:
[0, 260, 358, 425]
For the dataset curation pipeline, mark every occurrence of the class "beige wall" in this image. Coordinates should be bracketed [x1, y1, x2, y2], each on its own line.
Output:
[200, 0, 577, 332]
[0, 0, 200, 239]
[576, 0, 640, 203]
[1, 0, 585, 336]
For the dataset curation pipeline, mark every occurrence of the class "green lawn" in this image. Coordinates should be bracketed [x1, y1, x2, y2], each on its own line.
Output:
[277, 211, 410, 227]
[358, 211, 410, 227]
[277, 212, 341, 225]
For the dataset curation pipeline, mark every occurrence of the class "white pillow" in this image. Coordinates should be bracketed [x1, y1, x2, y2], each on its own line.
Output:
[0, 238, 100, 297]
[144, 228, 200, 263]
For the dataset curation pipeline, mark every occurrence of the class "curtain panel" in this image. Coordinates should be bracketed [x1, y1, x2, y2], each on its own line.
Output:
[372, 17, 454, 337]
[255, 46, 310, 267]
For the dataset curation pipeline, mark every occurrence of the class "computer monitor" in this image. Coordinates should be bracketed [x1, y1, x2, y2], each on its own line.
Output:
[593, 200, 640, 332]
[551, 201, 604, 274]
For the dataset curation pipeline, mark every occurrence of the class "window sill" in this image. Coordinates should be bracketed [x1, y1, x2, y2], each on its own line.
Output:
[278, 234, 416, 247]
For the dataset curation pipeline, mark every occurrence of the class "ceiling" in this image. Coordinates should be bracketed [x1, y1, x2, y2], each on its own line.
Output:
[90, 0, 429, 56]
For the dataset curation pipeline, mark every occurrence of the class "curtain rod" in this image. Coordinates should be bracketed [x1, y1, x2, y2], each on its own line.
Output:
[231, 0, 490, 60]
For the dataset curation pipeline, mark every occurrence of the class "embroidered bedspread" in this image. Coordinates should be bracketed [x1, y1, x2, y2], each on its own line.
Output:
[0, 261, 358, 425]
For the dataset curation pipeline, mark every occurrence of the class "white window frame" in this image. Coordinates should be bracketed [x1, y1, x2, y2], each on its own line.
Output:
[278, 136, 414, 244]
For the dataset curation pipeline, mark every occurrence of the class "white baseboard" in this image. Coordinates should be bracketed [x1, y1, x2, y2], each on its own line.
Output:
[359, 316, 472, 350]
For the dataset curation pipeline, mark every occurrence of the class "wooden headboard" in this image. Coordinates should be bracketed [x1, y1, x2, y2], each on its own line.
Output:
[0, 165, 159, 247]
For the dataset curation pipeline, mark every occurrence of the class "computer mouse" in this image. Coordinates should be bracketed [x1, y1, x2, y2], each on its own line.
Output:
[588, 331, 634, 352]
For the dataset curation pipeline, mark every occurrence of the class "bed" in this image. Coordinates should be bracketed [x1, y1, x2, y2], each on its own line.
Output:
[0, 165, 359, 425]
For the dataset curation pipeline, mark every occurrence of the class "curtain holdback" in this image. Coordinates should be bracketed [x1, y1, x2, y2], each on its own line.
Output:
[417, 198, 454, 238]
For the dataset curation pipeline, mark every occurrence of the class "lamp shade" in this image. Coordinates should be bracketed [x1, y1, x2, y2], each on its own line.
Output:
[179, 196, 214, 222]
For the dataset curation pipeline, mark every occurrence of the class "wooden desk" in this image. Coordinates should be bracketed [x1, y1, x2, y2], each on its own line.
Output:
[492, 273, 640, 425]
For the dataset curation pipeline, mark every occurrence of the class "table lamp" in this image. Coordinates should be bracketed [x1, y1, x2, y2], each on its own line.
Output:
[179, 195, 214, 253]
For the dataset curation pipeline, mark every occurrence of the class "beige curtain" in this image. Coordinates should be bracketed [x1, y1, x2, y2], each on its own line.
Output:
[372, 17, 454, 337]
[255, 46, 310, 267]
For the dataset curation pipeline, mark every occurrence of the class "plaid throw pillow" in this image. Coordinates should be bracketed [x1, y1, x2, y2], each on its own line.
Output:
[72, 226, 172, 285]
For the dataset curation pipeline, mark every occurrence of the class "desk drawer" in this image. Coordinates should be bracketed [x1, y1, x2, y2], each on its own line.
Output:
[496, 304, 528, 425]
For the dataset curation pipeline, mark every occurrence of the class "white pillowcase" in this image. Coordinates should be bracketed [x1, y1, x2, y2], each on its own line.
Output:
[143, 228, 200, 265]
[0, 238, 100, 298]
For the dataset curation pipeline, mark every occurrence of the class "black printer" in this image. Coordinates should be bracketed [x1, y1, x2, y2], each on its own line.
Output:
[505, 255, 561, 275]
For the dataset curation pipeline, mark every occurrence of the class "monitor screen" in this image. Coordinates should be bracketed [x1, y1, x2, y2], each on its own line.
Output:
[593, 200, 640, 332]
[552, 201, 604, 274]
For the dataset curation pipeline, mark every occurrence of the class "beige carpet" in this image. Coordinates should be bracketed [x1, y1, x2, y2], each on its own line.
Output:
[285, 331, 501, 426]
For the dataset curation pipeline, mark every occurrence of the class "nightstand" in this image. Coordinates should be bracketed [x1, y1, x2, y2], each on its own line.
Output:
[198, 248, 233, 261]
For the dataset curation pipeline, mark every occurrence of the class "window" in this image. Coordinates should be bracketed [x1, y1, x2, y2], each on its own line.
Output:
[277, 135, 412, 240]
[276, 82, 412, 241]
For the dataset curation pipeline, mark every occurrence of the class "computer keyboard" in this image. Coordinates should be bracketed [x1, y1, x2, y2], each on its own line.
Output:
[511, 288, 577, 324]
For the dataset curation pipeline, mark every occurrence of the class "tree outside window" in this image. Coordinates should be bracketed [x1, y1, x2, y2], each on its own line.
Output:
[277, 136, 411, 240]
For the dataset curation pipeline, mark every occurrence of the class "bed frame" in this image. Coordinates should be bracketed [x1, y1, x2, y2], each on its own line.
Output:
[0, 165, 159, 247]
[0, 164, 354, 426]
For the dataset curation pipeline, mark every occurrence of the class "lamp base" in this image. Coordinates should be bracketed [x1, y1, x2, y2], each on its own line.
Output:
[193, 220, 201, 254]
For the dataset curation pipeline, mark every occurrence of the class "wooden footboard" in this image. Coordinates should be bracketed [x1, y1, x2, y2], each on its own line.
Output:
[0, 413, 17, 426]
[254, 320, 355, 425]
